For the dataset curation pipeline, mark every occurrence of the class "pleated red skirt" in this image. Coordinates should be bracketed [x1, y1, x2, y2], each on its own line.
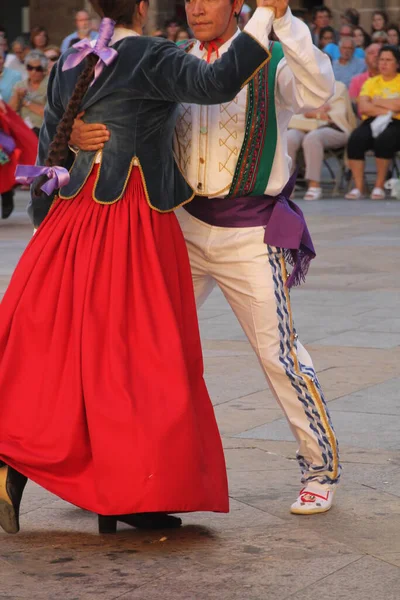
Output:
[0, 166, 229, 515]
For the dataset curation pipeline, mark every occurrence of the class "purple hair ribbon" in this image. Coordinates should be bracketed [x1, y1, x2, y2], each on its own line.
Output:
[62, 17, 118, 85]
[15, 165, 70, 195]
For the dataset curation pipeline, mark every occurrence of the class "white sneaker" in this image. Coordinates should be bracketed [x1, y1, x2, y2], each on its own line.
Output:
[290, 485, 335, 515]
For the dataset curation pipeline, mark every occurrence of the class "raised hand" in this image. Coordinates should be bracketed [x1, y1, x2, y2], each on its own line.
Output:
[256, 0, 289, 19]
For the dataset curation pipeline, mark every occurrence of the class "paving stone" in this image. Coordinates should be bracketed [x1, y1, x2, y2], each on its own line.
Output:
[286, 555, 400, 600]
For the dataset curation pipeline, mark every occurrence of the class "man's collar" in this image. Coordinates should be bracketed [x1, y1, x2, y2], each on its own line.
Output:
[195, 27, 240, 59]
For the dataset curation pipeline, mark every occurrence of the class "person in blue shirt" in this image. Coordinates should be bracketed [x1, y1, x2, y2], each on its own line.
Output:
[324, 24, 365, 60]
[333, 36, 366, 87]
[0, 49, 22, 103]
[60, 10, 98, 53]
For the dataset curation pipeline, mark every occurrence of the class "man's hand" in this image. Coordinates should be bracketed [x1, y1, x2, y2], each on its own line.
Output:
[70, 112, 110, 152]
[256, 0, 289, 19]
[0, 100, 6, 114]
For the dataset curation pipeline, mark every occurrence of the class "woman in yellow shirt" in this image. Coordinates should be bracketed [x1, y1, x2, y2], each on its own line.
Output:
[346, 45, 400, 199]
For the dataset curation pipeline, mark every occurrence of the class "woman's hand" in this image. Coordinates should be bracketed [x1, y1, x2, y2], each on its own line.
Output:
[256, 0, 289, 19]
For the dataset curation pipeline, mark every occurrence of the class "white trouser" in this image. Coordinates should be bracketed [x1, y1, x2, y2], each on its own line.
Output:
[178, 209, 341, 490]
[287, 127, 348, 183]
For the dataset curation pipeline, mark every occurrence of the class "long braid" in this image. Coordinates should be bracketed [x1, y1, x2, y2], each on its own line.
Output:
[34, 54, 98, 195]
[46, 54, 98, 168]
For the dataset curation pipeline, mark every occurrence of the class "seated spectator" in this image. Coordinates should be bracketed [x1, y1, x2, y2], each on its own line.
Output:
[8, 50, 48, 136]
[371, 10, 389, 35]
[4, 37, 30, 79]
[324, 25, 366, 60]
[387, 25, 400, 48]
[0, 48, 22, 103]
[176, 28, 190, 42]
[44, 45, 61, 75]
[346, 45, 400, 200]
[311, 5, 334, 47]
[333, 37, 366, 87]
[287, 82, 356, 201]
[349, 44, 380, 110]
[353, 27, 371, 51]
[372, 31, 389, 46]
[30, 26, 48, 52]
[61, 10, 98, 53]
[318, 26, 336, 50]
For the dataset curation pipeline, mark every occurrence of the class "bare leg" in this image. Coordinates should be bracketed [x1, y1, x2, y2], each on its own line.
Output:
[375, 158, 391, 189]
[348, 159, 365, 192]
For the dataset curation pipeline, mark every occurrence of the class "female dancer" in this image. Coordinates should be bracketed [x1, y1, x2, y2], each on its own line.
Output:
[0, 0, 271, 534]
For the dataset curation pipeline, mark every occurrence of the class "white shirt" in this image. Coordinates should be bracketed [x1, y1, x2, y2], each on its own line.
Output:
[174, 8, 335, 197]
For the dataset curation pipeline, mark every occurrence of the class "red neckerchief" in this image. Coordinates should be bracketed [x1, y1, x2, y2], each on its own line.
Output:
[199, 38, 223, 63]
[198, 5, 236, 64]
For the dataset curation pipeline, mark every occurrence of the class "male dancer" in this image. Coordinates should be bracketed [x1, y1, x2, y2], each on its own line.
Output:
[70, 0, 341, 515]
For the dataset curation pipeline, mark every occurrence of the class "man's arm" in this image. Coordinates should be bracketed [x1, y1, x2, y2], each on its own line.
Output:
[274, 8, 335, 112]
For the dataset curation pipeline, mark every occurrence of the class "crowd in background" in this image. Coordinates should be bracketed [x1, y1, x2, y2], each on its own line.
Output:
[0, 4, 400, 202]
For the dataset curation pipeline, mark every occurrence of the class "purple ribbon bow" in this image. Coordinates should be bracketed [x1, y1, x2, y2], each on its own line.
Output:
[0, 131, 16, 156]
[15, 165, 70, 195]
[62, 18, 117, 85]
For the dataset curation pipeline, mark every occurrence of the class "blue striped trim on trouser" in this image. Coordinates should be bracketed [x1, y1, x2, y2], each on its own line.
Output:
[268, 246, 341, 486]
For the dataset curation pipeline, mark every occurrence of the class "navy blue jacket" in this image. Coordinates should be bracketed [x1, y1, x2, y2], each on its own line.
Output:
[28, 34, 270, 227]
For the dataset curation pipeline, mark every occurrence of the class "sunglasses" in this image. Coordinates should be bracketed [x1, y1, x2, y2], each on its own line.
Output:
[27, 64, 44, 72]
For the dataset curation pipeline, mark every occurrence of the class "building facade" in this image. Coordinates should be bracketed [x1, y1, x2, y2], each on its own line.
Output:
[2, 1, 400, 48]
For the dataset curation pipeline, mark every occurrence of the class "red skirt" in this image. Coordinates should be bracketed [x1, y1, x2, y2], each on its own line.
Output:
[0, 166, 229, 515]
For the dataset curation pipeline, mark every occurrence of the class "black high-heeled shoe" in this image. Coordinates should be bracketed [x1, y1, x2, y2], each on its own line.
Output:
[1, 190, 15, 220]
[98, 512, 182, 534]
[0, 464, 28, 534]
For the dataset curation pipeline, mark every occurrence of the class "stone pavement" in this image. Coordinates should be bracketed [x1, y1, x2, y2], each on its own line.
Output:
[1, 191, 400, 600]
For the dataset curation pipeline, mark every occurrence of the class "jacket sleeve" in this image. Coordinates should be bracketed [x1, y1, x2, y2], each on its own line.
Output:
[274, 8, 335, 113]
[27, 63, 74, 228]
[143, 8, 273, 105]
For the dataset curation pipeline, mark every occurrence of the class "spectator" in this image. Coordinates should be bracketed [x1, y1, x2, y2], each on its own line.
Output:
[387, 25, 400, 48]
[0, 48, 22, 104]
[371, 10, 389, 35]
[8, 50, 48, 135]
[324, 25, 366, 60]
[0, 30, 8, 56]
[164, 19, 180, 43]
[318, 26, 336, 50]
[346, 45, 400, 200]
[287, 81, 356, 201]
[372, 31, 389, 46]
[311, 5, 333, 47]
[60, 10, 98, 53]
[333, 37, 366, 87]
[349, 44, 380, 108]
[4, 37, 30, 79]
[353, 27, 371, 51]
[44, 45, 61, 75]
[30, 26, 48, 51]
[341, 9, 360, 28]
[176, 28, 190, 42]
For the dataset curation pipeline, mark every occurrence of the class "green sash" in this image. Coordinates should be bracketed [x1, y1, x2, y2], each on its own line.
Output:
[228, 42, 284, 198]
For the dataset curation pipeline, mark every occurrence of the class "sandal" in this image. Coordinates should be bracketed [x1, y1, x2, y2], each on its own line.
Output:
[303, 187, 322, 201]
[290, 484, 335, 515]
[370, 187, 385, 200]
[345, 188, 364, 200]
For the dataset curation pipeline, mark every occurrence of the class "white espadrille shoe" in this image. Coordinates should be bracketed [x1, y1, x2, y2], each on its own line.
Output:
[290, 485, 335, 515]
